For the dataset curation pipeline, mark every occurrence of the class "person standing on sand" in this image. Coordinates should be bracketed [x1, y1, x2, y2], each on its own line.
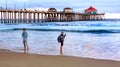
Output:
[57, 32, 66, 54]
[22, 28, 29, 50]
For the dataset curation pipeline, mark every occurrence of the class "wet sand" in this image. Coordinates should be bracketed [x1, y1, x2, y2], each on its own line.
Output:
[0, 49, 120, 67]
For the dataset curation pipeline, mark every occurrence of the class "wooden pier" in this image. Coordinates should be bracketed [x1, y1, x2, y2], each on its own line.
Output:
[0, 7, 105, 24]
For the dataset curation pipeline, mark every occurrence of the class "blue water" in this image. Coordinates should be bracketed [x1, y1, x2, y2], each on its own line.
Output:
[0, 20, 120, 61]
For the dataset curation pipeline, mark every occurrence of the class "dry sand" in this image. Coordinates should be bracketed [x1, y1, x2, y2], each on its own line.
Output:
[0, 49, 120, 67]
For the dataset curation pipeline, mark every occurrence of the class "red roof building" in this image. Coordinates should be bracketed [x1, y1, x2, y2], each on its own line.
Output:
[85, 6, 97, 14]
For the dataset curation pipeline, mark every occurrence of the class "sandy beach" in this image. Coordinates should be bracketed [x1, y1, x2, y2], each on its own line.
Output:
[0, 49, 120, 67]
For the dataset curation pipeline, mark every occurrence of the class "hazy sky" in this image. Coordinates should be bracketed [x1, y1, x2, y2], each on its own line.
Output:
[0, 0, 120, 13]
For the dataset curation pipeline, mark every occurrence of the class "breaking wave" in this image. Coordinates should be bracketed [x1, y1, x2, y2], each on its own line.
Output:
[0, 20, 120, 33]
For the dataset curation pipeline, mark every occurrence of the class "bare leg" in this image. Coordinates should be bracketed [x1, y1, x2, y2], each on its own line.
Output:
[25, 41, 29, 49]
[60, 46, 63, 55]
[23, 41, 26, 50]
[24, 48, 28, 53]
[60, 42, 63, 55]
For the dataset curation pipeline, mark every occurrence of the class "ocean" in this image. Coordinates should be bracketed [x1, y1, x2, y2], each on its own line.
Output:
[0, 19, 120, 61]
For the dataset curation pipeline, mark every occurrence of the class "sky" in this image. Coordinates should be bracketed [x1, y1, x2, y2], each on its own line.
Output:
[0, 0, 120, 19]
[0, 0, 120, 13]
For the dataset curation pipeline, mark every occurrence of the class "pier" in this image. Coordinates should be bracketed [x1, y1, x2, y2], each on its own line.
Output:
[0, 7, 105, 24]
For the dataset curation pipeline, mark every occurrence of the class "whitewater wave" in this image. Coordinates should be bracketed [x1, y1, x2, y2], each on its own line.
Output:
[0, 21, 120, 33]
[0, 27, 120, 34]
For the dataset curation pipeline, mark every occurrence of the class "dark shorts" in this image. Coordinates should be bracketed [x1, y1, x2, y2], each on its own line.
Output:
[23, 40, 27, 43]
[60, 41, 64, 46]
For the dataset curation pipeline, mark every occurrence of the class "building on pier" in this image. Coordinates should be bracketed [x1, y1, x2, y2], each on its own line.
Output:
[62, 7, 74, 21]
[82, 6, 104, 20]
[46, 8, 57, 22]
[85, 6, 97, 14]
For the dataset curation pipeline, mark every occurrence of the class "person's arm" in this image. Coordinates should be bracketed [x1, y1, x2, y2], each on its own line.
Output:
[22, 32, 24, 37]
[65, 34, 66, 36]
[26, 32, 28, 37]
[25, 32, 28, 38]
[64, 34, 66, 38]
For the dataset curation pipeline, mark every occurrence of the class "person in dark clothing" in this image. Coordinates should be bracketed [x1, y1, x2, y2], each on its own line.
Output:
[57, 32, 66, 54]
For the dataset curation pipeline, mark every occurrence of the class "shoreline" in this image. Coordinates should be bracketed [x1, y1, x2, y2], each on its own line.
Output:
[1, 48, 120, 61]
[0, 49, 120, 67]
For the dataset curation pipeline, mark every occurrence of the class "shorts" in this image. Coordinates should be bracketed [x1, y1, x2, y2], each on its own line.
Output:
[60, 41, 64, 46]
[23, 40, 27, 43]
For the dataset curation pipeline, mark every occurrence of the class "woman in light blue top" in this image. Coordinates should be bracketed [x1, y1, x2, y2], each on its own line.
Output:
[22, 28, 29, 50]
